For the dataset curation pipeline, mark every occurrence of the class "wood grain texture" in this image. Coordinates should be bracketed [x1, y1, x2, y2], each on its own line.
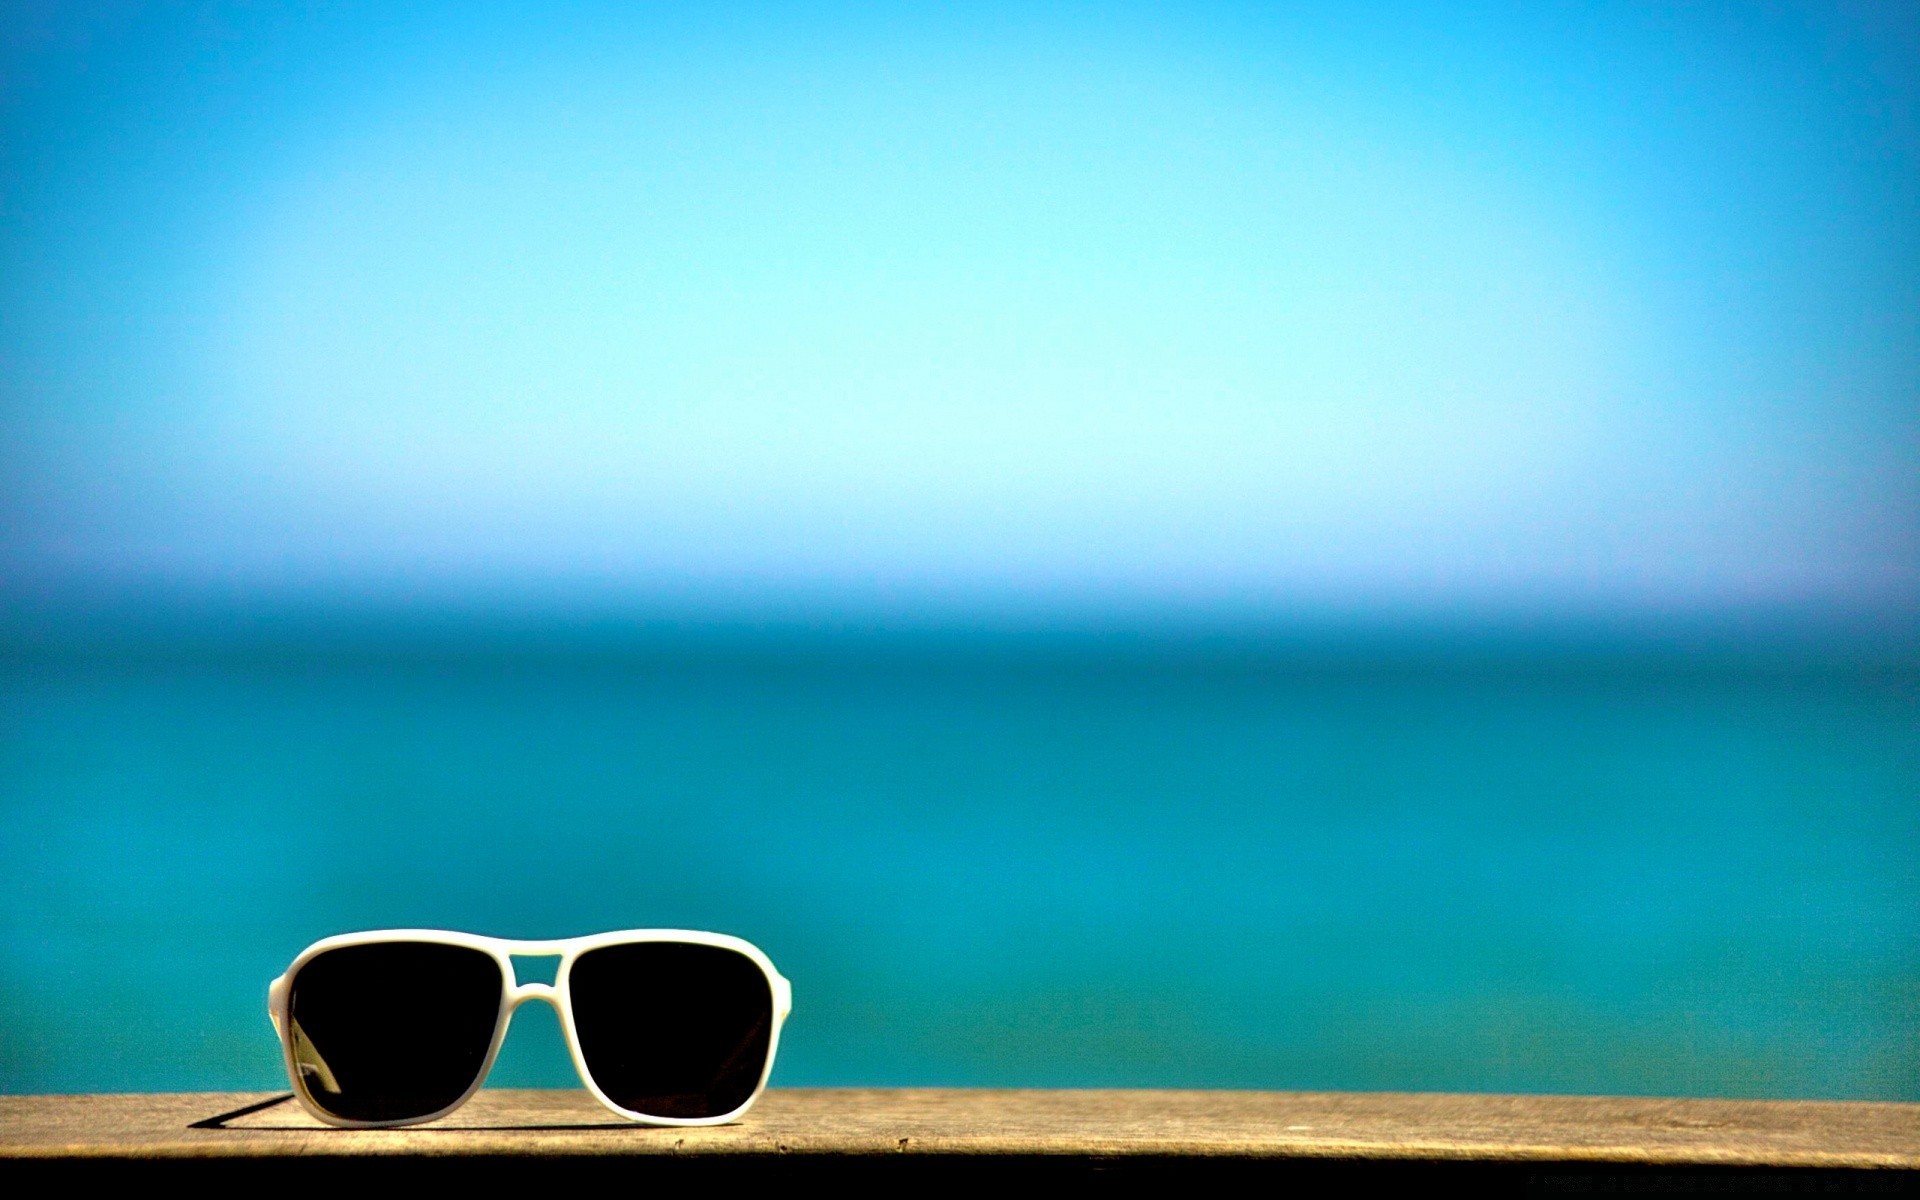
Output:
[2, 1089, 1915, 1169]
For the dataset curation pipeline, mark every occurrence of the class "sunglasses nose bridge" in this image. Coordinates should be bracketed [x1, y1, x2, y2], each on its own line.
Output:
[507, 982, 562, 1012]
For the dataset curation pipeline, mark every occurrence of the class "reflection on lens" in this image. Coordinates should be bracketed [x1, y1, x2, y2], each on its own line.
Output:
[570, 941, 773, 1119]
[288, 941, 504, 1122]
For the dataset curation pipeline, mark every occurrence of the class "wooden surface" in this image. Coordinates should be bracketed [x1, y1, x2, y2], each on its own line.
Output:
[3, 1088, 1916, 1170]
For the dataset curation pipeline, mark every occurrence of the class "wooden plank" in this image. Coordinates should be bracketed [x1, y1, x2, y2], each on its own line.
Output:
[3, 1089, 1915, 1170]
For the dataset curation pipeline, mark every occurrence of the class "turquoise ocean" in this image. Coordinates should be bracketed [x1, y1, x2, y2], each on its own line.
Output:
[2, 625, 1914, 1098]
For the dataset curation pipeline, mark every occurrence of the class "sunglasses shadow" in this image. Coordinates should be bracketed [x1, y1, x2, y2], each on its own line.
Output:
[191, 1094, 652, 1133]
[190, 1094, 301, 1129]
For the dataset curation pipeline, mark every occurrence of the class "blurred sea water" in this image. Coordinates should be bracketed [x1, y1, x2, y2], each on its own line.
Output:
[2, 624, 1914, 1099]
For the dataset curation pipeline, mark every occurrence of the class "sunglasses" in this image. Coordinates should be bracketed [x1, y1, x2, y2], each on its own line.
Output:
[267, 929, 792, 1127]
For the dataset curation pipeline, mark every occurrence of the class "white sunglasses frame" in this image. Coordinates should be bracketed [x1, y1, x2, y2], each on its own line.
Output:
[267, 928, 794, 1129]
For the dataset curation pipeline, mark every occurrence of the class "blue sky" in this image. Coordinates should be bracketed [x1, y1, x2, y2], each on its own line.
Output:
[2, 2, 1915, 625]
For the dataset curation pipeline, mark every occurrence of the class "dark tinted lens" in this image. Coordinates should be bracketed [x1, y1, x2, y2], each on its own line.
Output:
[287, 941, 503, 1122]
[570, 941, 774, 1119]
